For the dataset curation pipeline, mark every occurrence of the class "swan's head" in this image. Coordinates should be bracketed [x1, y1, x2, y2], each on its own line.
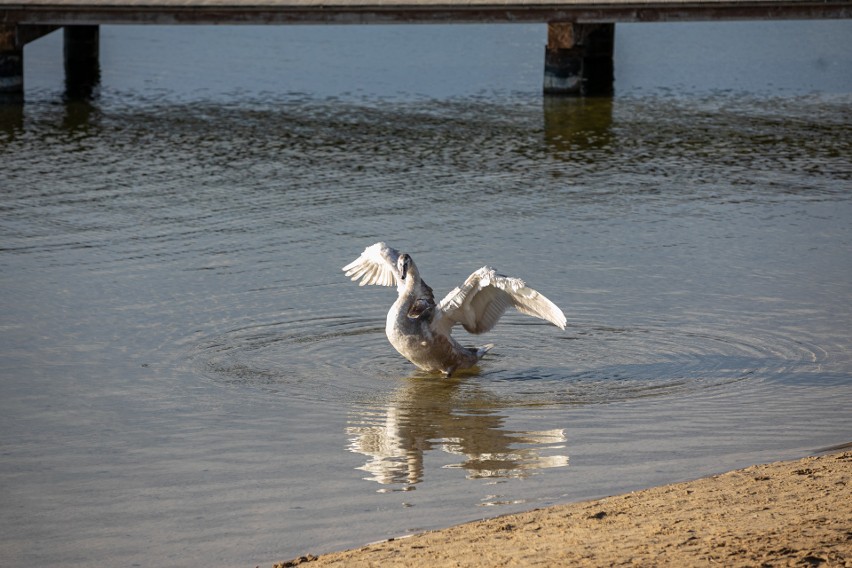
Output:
[398, 253, 414, 281]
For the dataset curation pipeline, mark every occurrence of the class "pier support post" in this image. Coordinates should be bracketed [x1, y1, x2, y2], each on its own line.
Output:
[64, 25, 100, 99]
[544, 22, 615, 96]
[0, 25, 24, 102]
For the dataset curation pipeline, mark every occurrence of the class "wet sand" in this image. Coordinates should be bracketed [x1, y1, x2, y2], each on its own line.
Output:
[272, 451, 851, 567]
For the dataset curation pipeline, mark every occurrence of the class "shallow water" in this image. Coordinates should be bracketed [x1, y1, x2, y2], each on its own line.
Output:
[1, 21, 851, 567]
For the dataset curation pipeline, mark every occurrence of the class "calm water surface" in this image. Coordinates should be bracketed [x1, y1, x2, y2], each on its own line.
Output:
[1, 21, 851, 567]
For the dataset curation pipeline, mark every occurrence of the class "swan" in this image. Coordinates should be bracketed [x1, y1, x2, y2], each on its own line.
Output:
[342, 242, 566, 376]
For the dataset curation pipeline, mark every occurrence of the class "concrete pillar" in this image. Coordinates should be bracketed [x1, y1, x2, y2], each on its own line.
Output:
[544, 22, 615, 96]
[0, 25, 24, 102]
[64, 25, 100, 99]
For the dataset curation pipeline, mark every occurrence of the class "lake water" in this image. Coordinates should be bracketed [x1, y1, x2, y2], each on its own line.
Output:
[1, 20, 851, 568]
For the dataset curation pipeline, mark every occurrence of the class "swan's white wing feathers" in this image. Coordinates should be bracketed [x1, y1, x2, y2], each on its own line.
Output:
[509, 283, 568, 328]
[342, 242, 401, 287]
[436, 267, 566, 334]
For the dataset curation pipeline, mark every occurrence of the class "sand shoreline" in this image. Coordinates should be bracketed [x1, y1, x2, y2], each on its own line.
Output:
[269, 450, 851, 567]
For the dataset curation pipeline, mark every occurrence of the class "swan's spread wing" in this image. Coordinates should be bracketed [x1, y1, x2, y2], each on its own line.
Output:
[435, 267, 567, 334]
[342, 242, 401, 287]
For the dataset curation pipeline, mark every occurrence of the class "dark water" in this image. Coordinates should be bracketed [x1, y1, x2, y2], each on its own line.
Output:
[1, 21, 851, 568]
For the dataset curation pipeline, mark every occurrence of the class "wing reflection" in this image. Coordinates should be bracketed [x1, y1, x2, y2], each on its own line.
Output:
[347, 378, 569, 486]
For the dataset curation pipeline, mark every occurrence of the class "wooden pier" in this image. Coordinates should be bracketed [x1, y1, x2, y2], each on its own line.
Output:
[2, 0, 851, 99]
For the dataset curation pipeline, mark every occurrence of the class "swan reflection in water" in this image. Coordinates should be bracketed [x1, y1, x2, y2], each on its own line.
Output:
[347, 376, 569, 486]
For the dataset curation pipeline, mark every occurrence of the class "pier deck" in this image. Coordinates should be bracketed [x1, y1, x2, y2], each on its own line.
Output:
[2, 0, 850, 25]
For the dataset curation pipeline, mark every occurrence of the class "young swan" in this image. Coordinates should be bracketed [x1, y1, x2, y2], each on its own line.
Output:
[343, 243, 566, 377]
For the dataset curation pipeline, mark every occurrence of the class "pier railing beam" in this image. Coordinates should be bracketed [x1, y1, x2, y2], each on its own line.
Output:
[64, 25, 100, 99]
[544, 22, 615, 96]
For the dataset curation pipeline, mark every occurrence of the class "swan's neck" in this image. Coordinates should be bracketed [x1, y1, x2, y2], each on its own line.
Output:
[397, 266, 421, 298]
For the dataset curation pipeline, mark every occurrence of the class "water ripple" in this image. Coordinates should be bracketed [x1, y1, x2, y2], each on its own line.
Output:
[187, 314, 826, 408]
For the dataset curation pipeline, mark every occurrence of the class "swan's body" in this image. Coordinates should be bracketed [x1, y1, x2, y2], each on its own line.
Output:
[343, 243, 566, 376]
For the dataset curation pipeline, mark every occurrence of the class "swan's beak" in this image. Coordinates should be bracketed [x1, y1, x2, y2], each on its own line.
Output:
[400, 259, 409, 280]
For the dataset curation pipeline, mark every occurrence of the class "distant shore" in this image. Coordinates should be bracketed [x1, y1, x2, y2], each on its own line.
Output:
[271, 450, 851, 567]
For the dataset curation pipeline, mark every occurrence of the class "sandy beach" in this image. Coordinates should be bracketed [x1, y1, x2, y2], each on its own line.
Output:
[271, 450, 851, 567]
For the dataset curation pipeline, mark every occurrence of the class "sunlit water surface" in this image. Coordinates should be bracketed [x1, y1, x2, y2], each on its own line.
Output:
[1, 21, 851, 568]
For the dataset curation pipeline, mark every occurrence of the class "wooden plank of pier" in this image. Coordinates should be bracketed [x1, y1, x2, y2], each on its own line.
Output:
[2, 0, 851, 25]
